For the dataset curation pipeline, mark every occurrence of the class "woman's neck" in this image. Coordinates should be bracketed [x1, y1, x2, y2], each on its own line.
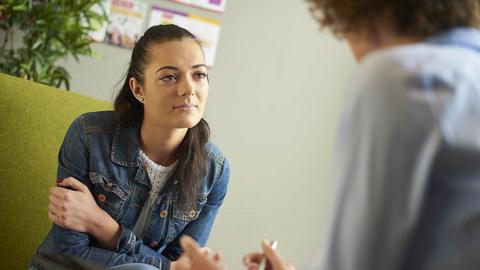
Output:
[139, 120, 187, 166]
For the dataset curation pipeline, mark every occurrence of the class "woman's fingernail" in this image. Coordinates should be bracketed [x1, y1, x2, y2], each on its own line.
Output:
[56, 179, 64, 184]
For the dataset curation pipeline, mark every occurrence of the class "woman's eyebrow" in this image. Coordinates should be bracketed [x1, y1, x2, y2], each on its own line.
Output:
[156, 64, 207, 73]
[156, 66, 178, 73]
[192, 64, 207, 69]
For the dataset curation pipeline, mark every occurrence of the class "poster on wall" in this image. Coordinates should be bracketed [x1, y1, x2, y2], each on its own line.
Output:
[168, 0, 226, 13]
[104, 0, 147, 49]
[149, 6, 221, 67]
[88, 0, 111, 42]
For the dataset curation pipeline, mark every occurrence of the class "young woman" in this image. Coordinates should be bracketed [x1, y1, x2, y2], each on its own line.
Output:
[178, 0, 480, 270]
[30, 24, 230, 270]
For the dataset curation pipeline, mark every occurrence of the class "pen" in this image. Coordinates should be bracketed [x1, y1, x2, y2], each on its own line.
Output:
[258, 240, 278, 269]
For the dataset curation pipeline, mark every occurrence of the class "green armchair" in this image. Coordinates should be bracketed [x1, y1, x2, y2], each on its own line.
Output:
[0, 73, 111, 270]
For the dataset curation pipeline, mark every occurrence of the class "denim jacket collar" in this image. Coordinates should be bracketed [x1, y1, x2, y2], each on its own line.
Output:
[111, 122, 142, 168]
[427, 27, 480, 53]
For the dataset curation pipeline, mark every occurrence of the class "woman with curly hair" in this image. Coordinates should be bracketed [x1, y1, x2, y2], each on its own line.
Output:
[178, 1, 480, 270]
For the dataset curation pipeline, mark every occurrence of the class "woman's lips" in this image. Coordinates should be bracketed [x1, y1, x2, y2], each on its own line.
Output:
[173, 103, 198, 111]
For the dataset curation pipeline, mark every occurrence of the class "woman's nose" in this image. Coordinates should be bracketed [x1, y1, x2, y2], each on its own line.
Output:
[178, 78, 195, 96]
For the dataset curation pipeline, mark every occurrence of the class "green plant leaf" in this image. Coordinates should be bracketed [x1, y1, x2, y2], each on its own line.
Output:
[2, 0, 107, 90]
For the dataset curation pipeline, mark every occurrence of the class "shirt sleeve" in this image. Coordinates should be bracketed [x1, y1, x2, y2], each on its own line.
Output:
[321, 57, 442, 270]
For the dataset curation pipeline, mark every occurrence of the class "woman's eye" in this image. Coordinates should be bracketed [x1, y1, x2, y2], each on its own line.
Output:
[194, 72, 208, 79]
[160, 75, 176, 82]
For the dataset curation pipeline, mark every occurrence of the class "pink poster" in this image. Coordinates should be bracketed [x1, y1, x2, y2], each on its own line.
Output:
[169, 0, 226, 13]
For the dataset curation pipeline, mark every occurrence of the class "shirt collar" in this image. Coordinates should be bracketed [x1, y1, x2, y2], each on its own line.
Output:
[111, 122, 142, 167]
[427, 27, 480, 53]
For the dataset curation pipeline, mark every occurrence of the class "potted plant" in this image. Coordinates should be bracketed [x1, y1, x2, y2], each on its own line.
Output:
[0, 0, 107, 90]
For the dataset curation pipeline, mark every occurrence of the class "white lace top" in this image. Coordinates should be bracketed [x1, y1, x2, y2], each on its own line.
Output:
[132, 149, 177, 239]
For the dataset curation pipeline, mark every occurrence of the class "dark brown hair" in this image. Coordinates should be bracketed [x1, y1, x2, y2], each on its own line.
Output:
[114, 24, 209, 209]
[307, 0, 480, 38]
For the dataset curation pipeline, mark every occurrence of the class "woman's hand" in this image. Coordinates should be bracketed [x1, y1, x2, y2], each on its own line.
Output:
[173, 236, 225, 270]
[242, 241, 295, 270]
[48, 177, 101, 232]
[48, 177, 121, 249]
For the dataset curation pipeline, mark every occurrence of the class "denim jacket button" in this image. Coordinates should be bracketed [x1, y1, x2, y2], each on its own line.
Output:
[159, 210, 168, 218]
[188, 210, 196, 218]
[97, 194, 106, 203]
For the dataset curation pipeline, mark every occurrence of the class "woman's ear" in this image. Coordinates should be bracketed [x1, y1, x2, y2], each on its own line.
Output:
[129, 77, 145, 103]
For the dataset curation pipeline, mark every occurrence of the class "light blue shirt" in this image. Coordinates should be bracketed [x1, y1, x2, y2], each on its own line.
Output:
[309, 28, 480, 270]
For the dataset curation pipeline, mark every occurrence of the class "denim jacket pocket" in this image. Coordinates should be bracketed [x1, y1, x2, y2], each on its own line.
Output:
[173, 193, 208, 223]
[89, 172, 129, 220]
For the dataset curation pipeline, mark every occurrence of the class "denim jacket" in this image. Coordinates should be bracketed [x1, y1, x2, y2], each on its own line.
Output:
[30, 111, 230, 270]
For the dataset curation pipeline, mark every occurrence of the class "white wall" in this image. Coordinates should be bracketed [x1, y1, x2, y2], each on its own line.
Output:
[63, 0, 356, 269]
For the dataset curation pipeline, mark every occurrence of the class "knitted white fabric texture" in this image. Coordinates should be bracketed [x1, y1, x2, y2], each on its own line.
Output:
[132, 149, 178, 239]
[138, 149, 177, 196]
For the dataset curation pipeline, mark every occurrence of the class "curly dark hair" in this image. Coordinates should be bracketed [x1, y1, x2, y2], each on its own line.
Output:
[307, 0, 480, 37]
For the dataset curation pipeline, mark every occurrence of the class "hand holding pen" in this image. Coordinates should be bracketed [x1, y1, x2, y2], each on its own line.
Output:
[243, 240, 296, 270]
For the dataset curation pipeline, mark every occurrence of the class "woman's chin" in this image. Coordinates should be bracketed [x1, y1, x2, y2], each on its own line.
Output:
[174, 118, 202, 129]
